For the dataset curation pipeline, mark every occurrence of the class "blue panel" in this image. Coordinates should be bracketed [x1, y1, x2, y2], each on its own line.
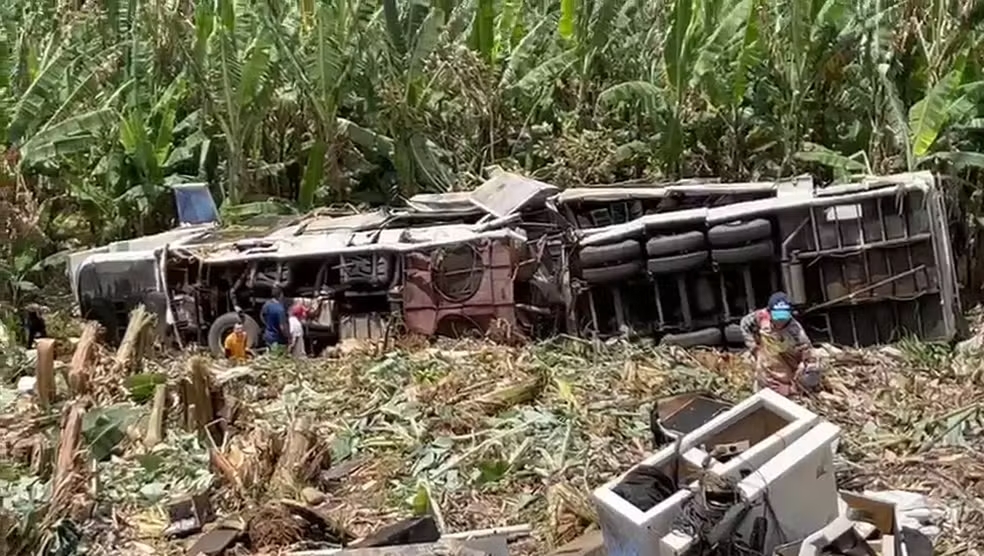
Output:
[173, 184, 219, 225]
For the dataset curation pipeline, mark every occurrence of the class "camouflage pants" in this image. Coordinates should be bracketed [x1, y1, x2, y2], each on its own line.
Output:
[753, 348, 820, 397]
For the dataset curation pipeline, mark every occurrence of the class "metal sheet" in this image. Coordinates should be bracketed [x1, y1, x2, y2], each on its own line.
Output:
[300, 211, 391, 233]
[578, 208, 709, 246]
[706, 181, 928, 225]
[193, 226, 519, 264]
[814, 171, 933, 197]
[554, 181, 781, 204]
[407, 191, 478, 212]
[469, 172, 560, 217]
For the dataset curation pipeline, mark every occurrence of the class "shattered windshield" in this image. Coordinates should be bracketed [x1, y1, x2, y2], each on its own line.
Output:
[173, 183, 219, 226]
[78, 259, 159, 301]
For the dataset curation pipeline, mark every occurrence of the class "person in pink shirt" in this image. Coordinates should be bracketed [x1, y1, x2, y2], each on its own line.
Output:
[288, 302, 308, 358]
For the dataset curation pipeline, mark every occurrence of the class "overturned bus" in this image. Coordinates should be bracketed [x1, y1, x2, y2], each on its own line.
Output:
[564, 173, 962, 347]
[67, 171, 963, 355]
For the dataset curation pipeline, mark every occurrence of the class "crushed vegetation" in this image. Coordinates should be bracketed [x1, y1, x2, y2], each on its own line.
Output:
[0, 309, 982, 555]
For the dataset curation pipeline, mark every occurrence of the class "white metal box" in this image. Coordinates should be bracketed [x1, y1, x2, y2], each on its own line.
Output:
[659, 420, 841, 555]
[593, 390, 821, 556]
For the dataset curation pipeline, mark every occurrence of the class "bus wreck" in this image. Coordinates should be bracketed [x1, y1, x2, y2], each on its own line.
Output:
[67, 171, 963, 355]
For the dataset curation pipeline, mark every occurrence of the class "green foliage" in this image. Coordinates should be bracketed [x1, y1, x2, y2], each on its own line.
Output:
[124, 372, 166, 404]
[897, 336, 953, 371]
[0, 475, 81, 556]
[82, 404, 142, 461]
[96, 433, 214, 507]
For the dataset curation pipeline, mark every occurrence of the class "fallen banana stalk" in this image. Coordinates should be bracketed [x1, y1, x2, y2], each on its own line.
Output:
[283, 524, 533, 555]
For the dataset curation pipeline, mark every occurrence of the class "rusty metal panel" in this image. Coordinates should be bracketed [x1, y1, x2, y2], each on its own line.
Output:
[402, 239, 516, 337]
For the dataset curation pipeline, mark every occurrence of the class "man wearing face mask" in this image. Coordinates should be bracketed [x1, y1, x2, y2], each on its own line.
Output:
[739, 292, 820, 396]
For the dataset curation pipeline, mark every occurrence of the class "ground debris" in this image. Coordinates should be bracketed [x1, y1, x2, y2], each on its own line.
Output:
[271, 416, 331, 498]
[248, 503, 306, 549]
[1, 327, 982, 555]
[163, 493, 214, 539]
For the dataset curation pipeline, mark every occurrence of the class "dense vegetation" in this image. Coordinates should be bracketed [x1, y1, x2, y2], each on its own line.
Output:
[1, 0, 984, 301]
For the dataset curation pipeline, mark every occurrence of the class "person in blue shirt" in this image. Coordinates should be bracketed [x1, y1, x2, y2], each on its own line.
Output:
[261, 285, 289, 348]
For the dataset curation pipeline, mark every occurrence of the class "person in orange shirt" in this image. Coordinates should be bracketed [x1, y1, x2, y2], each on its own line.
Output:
[223, 322, 249, 362]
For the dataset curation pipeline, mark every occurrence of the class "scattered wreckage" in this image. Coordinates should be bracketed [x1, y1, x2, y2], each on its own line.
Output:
[592, 389, 937, 556]
[66, 171, 964, 354]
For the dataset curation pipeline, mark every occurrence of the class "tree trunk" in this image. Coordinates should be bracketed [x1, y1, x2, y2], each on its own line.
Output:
[144, 384, 168, 448]
[69, 321, 101, 395]
[35, 338, 56, 407]
[113, 304, 156, 374]
[185, 356, 221, 444]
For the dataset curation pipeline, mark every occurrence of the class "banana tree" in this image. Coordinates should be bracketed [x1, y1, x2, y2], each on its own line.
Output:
[3, 15, 123, 246]
[265, 0, 376, 210]
[411, 1, 578, 174]
[12, 2, 204, 239]
[595, 0, 719, 177]
[557, 0, 623, 112]
[377, 1, 455, 196]
[182, 0, 276, 206]
[795, 56, 984, 179]
[686, 0, 761, 178]
[759, 0, 865, 174]
[7, 22, 114, 167]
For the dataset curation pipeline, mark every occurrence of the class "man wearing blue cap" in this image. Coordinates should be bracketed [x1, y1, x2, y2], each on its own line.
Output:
[739, 292, 818, 396]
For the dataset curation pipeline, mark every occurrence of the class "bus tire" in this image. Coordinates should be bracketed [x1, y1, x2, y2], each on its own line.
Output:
[208, 312, 260, 357]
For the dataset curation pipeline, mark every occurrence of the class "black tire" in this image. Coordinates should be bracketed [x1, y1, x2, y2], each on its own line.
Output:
[581, 260, 643, 284]
[579, 240, 642, 267]
[208, 312, 260, 357]
[708, 219, 772, 247]
[693, 277, 718, 314]
[645, 231, 705, 257]
[646, 251, 708, 276]
[724, 324, 744, 344]
[900, 528, 932, 556]
[712, 240, 774, 265]
[660, 327, 723, 348]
